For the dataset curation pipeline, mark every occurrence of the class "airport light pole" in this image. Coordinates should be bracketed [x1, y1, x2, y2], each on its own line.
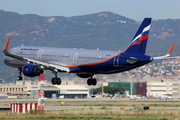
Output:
[101, 75, 104, 98]
[22, 75, 25, 98]
[37, 73, 47, 114]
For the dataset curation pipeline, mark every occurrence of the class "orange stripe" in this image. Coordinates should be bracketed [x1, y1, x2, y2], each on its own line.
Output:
[67, 53, 121, 68]
[67, 59, 110, 67]
[4, 38, 10, 51]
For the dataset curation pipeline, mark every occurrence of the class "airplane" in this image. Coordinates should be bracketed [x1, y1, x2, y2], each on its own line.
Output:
[158, 94, 173, 100]
[147, 90, 173, 100]
[3, 18, 175, 86]
[125, 91, 140, 100]
[147, 90, 159, 99]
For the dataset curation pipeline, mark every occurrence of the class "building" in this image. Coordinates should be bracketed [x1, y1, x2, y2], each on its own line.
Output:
[0, 81, 38, 98]
[136, 82, 147, 96]
[108, 80, 180, 98]
[108, 82, 147, 96]
[44, 85, 89, 99]
[147, 79, 180, 98]
[0, 79, 4, 85]
[0, 80, 89, 99]
[0, 93, 8, 99]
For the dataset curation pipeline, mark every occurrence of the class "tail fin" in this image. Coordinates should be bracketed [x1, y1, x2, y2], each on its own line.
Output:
[124, 18, 152, 54]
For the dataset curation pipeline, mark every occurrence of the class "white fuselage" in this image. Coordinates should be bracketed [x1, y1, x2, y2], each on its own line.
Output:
[4, 46, 119, 68]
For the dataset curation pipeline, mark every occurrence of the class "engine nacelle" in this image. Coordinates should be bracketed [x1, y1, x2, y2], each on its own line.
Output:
[22, 64, 44, 77]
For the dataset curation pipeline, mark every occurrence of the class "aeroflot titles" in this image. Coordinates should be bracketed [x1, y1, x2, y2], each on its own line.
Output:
[20, 48, 38, 51]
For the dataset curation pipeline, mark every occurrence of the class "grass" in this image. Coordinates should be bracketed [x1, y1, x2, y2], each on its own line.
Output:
[0, 99, 180, 119]
[0, 109, 179, 119]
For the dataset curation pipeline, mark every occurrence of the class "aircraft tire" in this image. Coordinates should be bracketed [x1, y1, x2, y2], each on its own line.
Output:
[57, 78, 61, 85]
[87, 78, 91, 86]
[51, 78, 57, 85]
[87, 78, 97, 86]
[92, 78, 97, 86]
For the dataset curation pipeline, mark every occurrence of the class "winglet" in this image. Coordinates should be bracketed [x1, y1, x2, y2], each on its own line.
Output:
[4, 38, 10, 51]
[153, 42, 176, 60]
[167, 42, 175, 55]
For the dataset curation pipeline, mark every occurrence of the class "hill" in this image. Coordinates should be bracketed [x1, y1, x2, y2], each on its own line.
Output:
[0, 10, 180, 82]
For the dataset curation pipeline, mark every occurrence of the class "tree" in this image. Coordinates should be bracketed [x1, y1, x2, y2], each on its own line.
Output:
[93, 86, 125, 95]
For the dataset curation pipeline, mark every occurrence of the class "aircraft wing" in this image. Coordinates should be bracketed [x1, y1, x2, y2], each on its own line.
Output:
[153, 43, 176, 60]
[23, 58, 70, 72]
[3, 38, 70, 73]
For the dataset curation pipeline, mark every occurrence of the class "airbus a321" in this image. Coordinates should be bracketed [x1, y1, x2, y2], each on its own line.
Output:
[3, 18, 175, 86]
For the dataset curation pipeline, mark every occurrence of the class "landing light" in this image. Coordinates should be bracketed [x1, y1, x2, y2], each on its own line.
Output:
[40, 66, 44, 69]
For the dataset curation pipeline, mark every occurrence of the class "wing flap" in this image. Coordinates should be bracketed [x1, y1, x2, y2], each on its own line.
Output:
[25, 58, 70, 72]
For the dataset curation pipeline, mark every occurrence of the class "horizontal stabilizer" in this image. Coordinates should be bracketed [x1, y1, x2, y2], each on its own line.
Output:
[119, 55, 139, 64]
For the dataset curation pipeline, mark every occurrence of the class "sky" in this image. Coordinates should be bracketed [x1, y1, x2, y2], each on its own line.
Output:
[0, 0, 180, 21]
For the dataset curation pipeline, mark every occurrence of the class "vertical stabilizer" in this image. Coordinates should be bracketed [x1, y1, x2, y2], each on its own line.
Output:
[124, 18, 152, 54]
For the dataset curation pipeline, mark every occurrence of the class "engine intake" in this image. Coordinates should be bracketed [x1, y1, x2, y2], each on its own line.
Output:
[22, 64, 44, 77]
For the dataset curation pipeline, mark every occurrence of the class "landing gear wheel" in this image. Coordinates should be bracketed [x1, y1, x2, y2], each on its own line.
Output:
[92, 78, 97, 86]
[87, 78, 97, 86]
[51, 77, 61, 85]
[87, 78, 91, 86]
[57, 78, 61, 85]
[17, 76, 22, 81]
[51, 77, 57, 85]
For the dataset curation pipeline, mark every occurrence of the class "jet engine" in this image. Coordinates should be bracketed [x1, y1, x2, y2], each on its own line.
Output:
[22, 64, 44, 77]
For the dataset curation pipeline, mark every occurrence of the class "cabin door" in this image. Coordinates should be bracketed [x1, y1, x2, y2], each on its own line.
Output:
[73, 53, 78, 64]
[113, 56, 119, 67]
[37, 49, 44, 60]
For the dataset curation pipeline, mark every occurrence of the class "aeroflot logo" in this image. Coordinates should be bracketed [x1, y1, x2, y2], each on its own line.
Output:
[21, 48, 38, 51]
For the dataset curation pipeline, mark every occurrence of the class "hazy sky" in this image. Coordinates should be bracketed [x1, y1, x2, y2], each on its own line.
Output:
[0, 0, 180, 21]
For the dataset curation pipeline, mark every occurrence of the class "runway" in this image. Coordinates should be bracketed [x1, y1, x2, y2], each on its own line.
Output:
[44, 106, 180, 110]
[0, 98, 180, 104]
[0, 98, 180, 110]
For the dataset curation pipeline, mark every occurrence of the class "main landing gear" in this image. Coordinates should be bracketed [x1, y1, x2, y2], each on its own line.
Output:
[51, 77, 61, 85]
[17, 68, 23, 80]
[87, 78, 97, 86]
[51, 69, 61, 85]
